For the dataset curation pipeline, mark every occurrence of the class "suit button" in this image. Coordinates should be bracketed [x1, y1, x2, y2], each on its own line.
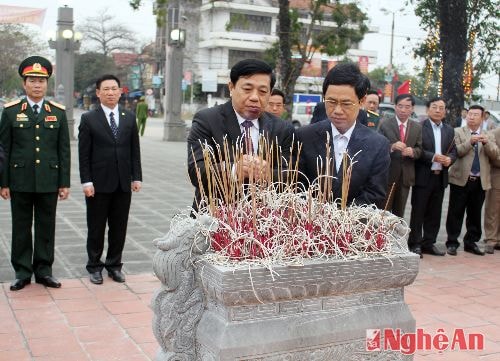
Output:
[36, 125, 40, 129]
[35, 160, 40, 164]
[36, 148, 40, 152]
[36, 136, 40, 140]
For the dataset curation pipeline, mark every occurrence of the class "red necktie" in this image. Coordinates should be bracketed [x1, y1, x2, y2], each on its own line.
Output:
[399, 123, 405, 141]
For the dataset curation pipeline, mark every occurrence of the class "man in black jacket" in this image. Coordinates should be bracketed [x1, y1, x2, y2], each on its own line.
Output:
[187, 59, 295, 211]
[78, 74, 142, 285]
[408, 97, 457, 258]
[0, 142, 4, 174]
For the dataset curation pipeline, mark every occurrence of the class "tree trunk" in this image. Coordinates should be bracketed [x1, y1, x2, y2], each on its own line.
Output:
[439, 0, 468, 126]
[277, 0, 304, 121]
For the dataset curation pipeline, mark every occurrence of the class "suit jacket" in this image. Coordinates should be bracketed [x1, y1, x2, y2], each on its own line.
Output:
[491, 128, 500, 190]
[0, 98, 70, 192]
[414, 119, 457, 188]
[448, 127, 499, 190]
[78, 105, 142, 193]
[187, 101, 295, 208]
[0, 142, 5, 175]
[297, 120, 390, 207]
[378, 117, 423, 187]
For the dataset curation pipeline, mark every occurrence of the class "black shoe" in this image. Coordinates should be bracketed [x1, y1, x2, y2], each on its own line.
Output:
[89, 272, 103, 285]
[10, 278, 31, 291]
[35, 275, 61, 288]
[108, 270, 125, 283]
[422, 245, 446, 256]
[464, 245, 485, 256]
[447, 246, 457, 256]
[495, 243, 500, 251]
[410, 247, 423, 258]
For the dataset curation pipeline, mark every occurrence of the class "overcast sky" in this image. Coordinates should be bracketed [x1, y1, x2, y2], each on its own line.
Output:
[4, 0, 496, 99]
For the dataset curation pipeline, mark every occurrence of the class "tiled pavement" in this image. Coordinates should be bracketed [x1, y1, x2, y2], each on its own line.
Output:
[1, 113, 499, 360]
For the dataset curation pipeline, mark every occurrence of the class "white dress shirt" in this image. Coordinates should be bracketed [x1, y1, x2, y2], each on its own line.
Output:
[101, 104, 120, 127]
[431, 121, 443, 170]
[331, 122, 355, 172]
[234, 109, 259, 154]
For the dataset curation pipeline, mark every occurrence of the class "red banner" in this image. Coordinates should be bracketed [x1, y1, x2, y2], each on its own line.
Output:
[0, 5, 46, 27]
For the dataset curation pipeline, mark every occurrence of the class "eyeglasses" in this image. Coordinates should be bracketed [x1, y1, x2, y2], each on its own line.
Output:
[430, 106, 446, 111]
[324, 99, 359, 111]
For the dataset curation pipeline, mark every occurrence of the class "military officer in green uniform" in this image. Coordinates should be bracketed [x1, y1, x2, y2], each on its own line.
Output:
[363, 89, 381, 130]
[0, 56, 71, 291]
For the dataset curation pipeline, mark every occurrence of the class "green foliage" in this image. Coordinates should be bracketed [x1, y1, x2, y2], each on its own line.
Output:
[412, 0, 499, 96]
[0, 24, 45, 97]
[74, 52, 118, 94]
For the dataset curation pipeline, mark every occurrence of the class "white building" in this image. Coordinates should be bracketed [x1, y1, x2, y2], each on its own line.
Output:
[173, 0, 377, 98]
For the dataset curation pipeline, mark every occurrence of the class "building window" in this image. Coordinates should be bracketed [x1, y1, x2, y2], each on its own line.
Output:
[228, 50, 263, 68]
[228, 13, 272, 34]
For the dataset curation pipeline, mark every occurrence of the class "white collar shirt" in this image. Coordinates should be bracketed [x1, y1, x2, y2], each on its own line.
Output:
[430, 121, 443, 170]
[235, 109, 259, 155]
[26, 97, 44, 113]
[101, 104, 120, 127]
[331, 122, 356, 172]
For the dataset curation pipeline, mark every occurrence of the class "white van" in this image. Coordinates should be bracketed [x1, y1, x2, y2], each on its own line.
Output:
[292, 102, 317, 128]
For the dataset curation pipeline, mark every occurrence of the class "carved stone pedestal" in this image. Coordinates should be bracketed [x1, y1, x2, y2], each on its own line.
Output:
[196, 254, 418, 360]
[152, 217, 419, 360]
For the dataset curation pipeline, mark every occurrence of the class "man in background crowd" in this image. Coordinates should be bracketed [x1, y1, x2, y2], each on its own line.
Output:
[378, 93, 422, 218]
[363, 89, 381, 129]
[408, 97, 456, 258]
[446, 105, 499, 256]
[484, 127, 500, 253]
[265, 88, 286, 118]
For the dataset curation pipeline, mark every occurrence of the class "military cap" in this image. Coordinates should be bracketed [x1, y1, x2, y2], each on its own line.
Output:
[18, 56, 53, 78]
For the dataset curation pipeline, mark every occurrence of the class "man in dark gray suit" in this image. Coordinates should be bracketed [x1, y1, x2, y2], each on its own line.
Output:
[378, 94, 422, 218]
[78, 74, 142, 285]
[187, 59, 295, 210]
[297, 63, 390, 207]
[408, 97, 457, 258]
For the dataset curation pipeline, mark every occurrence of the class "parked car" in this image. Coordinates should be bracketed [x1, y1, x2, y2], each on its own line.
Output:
[487, 110, 500, 128]
[291, 102, 317, 128]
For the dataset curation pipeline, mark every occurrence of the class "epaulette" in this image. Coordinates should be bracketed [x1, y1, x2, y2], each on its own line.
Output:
[367, 109, 379, 117]
[3, 99, 22, 108]
[48, 100, 66, 110]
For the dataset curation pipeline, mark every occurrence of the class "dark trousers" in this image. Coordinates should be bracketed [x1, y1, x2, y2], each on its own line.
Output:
[446, 180, 485, 248]
[408, 174, 445, 249]
[85, 190, 131, 273]
[10, 191, 58, 279]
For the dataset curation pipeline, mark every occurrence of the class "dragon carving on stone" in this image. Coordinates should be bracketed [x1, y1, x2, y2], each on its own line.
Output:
[151, 215, 215, 361]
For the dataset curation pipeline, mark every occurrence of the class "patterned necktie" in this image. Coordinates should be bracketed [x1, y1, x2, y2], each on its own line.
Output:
[471, 132, 480, 174]
[109, 112, 118, 139]
[33, 104, 39, 116]
[241, 120, 254, 155]
[399, 123, 405, 141]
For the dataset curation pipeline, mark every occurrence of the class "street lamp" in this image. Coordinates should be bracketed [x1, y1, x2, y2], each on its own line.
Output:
[48, 5, 81, 139]
[163, 0, 186, 141]
[381, 7, 399, 102]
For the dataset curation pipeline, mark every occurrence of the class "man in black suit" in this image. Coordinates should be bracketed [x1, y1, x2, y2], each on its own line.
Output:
[78, 74, 142, 285]
[408, 97, 457, 258]
[297, 63, 390, 207]
[187, 59, 295, 211]
[0, 142, 4, 174]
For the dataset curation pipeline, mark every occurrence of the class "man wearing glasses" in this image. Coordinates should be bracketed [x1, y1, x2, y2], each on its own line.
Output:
[296, 62, 390, 207]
